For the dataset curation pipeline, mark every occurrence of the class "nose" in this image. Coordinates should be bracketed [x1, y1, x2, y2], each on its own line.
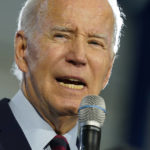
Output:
[65, 38, 87, 67]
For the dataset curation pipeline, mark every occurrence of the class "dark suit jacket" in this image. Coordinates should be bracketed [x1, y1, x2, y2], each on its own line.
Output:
[0, 98, 31, 150]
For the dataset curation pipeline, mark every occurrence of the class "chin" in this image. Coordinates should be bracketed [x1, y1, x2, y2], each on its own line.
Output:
[57, 103, 79, 116]
[47, 94, 82, 116]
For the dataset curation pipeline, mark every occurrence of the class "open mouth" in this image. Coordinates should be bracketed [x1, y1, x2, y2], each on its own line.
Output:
[56, 77, 86, 90]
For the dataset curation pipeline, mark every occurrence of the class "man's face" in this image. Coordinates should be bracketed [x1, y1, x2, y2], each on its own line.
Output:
[18, 0, 114, 118]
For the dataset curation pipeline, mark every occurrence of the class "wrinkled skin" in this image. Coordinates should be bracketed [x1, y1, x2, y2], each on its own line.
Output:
[15, 0, 115, 134]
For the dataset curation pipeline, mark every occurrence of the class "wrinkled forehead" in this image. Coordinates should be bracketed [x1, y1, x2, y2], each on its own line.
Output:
[37, 0, 114, 35]
[38, 0, 114, 21]
[48, 0, 112, 12]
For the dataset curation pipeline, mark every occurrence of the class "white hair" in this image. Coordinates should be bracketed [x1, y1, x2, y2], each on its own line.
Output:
[12, 0, 125, 81]
[107, 0, 125, 53]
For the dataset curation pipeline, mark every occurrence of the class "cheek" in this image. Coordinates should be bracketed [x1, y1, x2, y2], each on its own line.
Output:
[25, 39, 43, 71]
[26, 42, 52, 70]
[89, 52, 111, 85]
[37, 37, 68, 63]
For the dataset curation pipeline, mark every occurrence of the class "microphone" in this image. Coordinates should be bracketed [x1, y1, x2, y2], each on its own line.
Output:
[78, 95, 106, 150]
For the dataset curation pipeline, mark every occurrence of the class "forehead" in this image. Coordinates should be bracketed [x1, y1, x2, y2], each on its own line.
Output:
[38, 0, 114, 34]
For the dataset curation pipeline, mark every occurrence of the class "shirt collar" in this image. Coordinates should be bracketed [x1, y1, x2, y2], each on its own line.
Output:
[9, 90, 78, 150]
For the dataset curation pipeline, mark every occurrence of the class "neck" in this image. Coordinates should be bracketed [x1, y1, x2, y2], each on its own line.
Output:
[44, 114, 78, 135]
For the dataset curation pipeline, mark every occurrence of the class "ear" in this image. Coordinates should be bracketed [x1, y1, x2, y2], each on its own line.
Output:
[15, 31, 28, 73]
[102, 56, 115, 89]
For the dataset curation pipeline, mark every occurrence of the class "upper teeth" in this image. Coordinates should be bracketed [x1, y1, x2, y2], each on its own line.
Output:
[56, 77, 85, 89]
[68, 78, 80, 82]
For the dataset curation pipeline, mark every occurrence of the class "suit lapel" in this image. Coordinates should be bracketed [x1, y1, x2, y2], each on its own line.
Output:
[0, 99, 31, 150]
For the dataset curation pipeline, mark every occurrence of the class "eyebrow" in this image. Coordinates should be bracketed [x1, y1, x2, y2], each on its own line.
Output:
[51, 26, 75, 33]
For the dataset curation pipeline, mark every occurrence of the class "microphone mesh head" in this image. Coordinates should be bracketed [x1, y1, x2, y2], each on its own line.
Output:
[78, 95, 106, 128]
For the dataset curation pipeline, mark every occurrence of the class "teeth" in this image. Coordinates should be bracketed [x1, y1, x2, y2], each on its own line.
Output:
[59, 82, 84, 90]
[68, 78, 80, 82]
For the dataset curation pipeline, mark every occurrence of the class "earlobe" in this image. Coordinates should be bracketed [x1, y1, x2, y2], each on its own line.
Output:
[15, 30, 28, 73]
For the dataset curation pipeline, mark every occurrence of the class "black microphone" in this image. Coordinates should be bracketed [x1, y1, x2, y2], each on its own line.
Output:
[78, 95, 106, 150]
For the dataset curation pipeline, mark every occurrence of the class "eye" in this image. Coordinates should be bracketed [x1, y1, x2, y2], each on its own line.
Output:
[88, 40, 105, 48]
[88, 40, 100, 45]
[54, 33, 65, 38]
[54, 33, 68, 39]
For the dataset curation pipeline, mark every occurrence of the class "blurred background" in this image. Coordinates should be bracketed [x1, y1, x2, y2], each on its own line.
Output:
[0, 0, 150, 150]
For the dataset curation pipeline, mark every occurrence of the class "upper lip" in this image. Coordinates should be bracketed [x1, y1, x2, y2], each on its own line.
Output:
[55, 76, 87, 86]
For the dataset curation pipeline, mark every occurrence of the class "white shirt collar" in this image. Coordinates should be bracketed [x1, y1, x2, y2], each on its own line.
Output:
[9, 90, 78, 150]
